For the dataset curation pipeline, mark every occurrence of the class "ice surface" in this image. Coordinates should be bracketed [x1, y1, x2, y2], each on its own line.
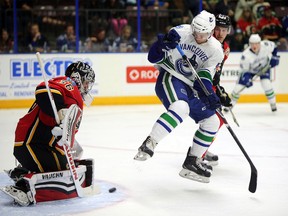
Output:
[0, 103, 287, 216]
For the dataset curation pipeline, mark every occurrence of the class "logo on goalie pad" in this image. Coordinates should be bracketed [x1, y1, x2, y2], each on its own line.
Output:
[42, 172, 64, 180]
[64, 144, 79, 181]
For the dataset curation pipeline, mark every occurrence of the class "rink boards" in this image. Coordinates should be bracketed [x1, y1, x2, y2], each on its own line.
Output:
[0, 52, 287, 108]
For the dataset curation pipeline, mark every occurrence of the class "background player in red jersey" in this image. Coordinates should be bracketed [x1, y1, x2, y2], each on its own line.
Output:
[1, 61, 96, 206]
[203, 14, 233, 165]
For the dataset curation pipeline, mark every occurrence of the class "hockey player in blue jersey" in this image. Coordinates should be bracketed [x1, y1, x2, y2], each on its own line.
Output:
[134, 10, 224, 183]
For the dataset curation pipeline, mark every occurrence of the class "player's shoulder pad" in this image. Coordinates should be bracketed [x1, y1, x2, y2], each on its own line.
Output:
[173, 24, 191, 35]
[209, 37, 224, 58]
[261, 40, 276, 49]
[171, 24, 192, 43]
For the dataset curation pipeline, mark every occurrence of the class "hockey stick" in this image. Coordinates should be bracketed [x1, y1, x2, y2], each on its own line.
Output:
[176, 45, 257, 193]
[36, 52, 85, 197]
[216, 85, 240, 127]
[234, 63, 271, 96]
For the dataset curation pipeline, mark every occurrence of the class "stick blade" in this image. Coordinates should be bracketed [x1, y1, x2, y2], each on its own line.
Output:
[248, 169, 258, 193]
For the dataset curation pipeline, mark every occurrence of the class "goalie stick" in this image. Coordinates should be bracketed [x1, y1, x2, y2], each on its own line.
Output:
[36, 52, 86, 197]
[175, 45, 257, 193]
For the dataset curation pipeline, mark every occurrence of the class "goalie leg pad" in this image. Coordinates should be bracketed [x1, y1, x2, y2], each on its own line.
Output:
[75, 159, 94, 187]
[1, 166, 87, 205]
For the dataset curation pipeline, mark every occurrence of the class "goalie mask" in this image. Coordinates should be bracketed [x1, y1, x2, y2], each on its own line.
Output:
[65, 62, 95, 106]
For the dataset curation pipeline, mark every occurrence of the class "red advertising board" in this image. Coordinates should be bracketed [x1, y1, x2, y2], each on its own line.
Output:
[126, 66, 159, 83]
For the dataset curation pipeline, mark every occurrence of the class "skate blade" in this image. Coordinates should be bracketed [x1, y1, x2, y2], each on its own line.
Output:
[203, 160, 218, 166]
[0, 186, 31, 206]
[134, 151, 151, 161]
[179, 169, 210, 183]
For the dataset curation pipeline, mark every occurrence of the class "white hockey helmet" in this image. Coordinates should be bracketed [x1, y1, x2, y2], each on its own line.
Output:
[191, 10, 216, 35]
[249, 34, 261, 43]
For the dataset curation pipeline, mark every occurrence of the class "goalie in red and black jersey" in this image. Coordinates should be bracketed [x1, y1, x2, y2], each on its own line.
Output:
[1, 61, 96, 206]
[203, 14, 233, 165]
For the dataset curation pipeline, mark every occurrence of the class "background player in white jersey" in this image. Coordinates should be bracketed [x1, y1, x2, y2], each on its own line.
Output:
[229, 34, 280, 112]
[134, 10, 224, 183]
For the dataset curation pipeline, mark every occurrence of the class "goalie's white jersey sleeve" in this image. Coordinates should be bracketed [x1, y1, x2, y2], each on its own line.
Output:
[156, 24, 224, 84]
[240, 40, 276, 74]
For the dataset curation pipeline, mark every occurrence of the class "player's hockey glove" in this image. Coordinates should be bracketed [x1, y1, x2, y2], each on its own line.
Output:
[270, 55, 280, 68]
[240, 73, 253, 88]
[148, 29, 180, 63]
[207, 91, 221, 110]
[200, 91, 221, 111]
[245, 78, 253, 88]
[216, 85, 232, 107]
[270, 47, 280, 68]
[158, 29, 181, 51]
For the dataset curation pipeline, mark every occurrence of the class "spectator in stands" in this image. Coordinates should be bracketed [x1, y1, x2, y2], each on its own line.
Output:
[56, 24, 77, 52]
[125, 0, 146, 7]
[236, 7, 257, 38]
[17, 0, 33, 34]
[111, 25, 138, 52]
[257, 6, 283, 42]
[105, 0, 128, 38]
[84, 0, 108, 34]
[282, 15, 288, 40]
[234, 0, 258, 22]
[252, 0, 270, 21]
[166, 0, 181, 24]
[0, 28, 13, 53]
[84, 27, 111, 52]
[0, 0, 13, 32]
[182, 0, 199, 22]
[26, 23, 49, 53]
[229, 28, 246, 51]
[276, 15, 288, 51]
[145, 0, 169, 8]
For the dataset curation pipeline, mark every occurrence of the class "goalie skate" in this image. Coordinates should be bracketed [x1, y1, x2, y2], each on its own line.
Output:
[4, 165, 30, 182]
[1, 185, 34, 206]
[134, 136, 157, 161]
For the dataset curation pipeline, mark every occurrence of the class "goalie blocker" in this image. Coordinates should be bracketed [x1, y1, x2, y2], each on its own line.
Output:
[1, 159, 95, 206]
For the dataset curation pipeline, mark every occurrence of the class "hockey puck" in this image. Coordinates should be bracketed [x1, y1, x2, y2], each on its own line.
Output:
[109, 187, 116, 193]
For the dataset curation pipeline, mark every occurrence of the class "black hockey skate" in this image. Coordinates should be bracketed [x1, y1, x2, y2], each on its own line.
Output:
[270, 103, 277, 112]
[179, 147, 211, 183]
[134, 136, 158, 161]
[223, 107, 230, 112]
[203, 151, 219, 166]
